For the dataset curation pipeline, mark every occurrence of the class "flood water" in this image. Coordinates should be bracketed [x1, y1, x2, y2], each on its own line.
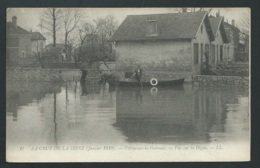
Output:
[6, 81, 249, 147]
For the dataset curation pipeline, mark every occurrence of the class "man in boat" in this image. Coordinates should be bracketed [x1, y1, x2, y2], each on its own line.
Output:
[134, 64, 143, 87]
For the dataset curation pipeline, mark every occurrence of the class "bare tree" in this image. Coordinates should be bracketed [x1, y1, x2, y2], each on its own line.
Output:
[61, 9, 85, 52]
[39, 8, 62, 47]
[73, 15, 118, 69]
[239, 11, 250, 35]
[73, 22, 97, 67]
[238, 11, 250, 56]
[176, 8, 212, 14]
[94, 15, 118, 60]
[95, 15, 118, 39]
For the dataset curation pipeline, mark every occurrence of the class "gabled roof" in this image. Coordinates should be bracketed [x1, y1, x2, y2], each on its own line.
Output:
[31, 32, 46, 40]
[6, 22, 31, 34]
[110, 11, 214, 41]
[46, 43, 65, 48]
[223, 22, 240, 45]
[45, 43, 72, 49]
[209, 16, 229, 43]
[209, 17, 222, 35]
[223, 22, 240, 32]
[45, 47, 64, 54]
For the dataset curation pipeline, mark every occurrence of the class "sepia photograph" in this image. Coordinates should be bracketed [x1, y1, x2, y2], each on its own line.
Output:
[6, 8, 250, 162]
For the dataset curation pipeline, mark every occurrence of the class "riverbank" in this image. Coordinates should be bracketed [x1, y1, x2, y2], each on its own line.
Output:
[6, 68, 100, 82]
[193, 75, 249, 87]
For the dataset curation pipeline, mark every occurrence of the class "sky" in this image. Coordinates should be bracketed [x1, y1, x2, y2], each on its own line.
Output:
[6, 8, 250, 44]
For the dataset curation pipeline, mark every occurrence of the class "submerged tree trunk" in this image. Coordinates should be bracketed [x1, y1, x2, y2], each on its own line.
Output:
[53, 9, 56, 47]
[80, 69, 88, 82]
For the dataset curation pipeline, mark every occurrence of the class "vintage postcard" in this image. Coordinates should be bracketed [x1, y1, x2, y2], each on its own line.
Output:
[6, 8, 250, 162]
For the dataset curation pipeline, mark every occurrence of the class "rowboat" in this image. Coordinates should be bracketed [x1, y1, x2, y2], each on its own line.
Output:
[109, 78, 185, 87]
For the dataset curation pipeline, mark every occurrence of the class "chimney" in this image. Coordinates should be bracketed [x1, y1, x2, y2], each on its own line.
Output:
[216, 12, 220, 18]
[145, 16, 158, 37]
[12, 16, 17, 28]
[182, 8, 187, 13]
[232, 19, 235, 26]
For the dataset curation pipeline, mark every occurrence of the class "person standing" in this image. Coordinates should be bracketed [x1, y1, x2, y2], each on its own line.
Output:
[135, 64, 143, 87]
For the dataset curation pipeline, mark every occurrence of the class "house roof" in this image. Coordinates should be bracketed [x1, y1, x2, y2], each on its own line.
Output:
[45, 43, 72, 49]
[223, 22, 240, 45]
[45, 47, 64, 54]
[209, 16, 229, 43]
[31, 32, 46, 40]
[6, 22, 31, 34]
[223, 22, 240, 31]
[46, 43, 64, 48]
[110, 11, 214, 41]
[209, 17, 222, 35]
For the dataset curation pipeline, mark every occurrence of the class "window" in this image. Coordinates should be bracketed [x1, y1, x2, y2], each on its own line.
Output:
[220, 45, 223, 61]
[146, 20, 158, 36]
[211, 44, 215, 64]
[194, 43, 199, 65]
[200, 43, 204, 64]
[40, 41, 43, 51]
[201, 25, 203, 34]
[216, 45, 219, 62]
[205, 44, 210, 54]
[21, 51, 25, 58]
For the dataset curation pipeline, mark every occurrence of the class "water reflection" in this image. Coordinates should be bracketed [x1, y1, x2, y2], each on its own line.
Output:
[115, 86, 249, 144]
[6, 81, 62, 122]
[6, 81, 249, 146]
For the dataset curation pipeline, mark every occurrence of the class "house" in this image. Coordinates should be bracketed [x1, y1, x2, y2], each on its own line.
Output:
[223, 19, 241, 61]
[110, 12, 215, 81]
[6, 16, 32, 66]
[45, 43, 72, 62]
[31, 32, 46, 56]
[209, 15, 229, 67]
[237, 32, 249, 61]
[42, 46, 67, 63]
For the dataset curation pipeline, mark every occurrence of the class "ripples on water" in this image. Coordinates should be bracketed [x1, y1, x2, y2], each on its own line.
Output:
[6, 81, 249, 146]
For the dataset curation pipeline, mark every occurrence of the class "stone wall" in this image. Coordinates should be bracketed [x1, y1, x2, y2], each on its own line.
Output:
[6, 68, 100, 82]
[214, 68, 249, 76]
[214, 62, 249, 76]
[193, 75, 249, 87]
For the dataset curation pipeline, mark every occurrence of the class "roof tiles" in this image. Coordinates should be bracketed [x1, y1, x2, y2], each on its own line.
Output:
[111, 11, 213, 41]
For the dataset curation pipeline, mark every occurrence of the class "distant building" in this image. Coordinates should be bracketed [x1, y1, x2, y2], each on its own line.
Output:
[42, 46, 67, 63]
[209, 15, 229, 67]
[6, 16, 32, 66]
[31, 32, 46, 56]
[45, 43, 69, 50]
[238, 31, 249, 59]
[223, 18, 242, 61]
[45, 43, 72, 62]
[110, 11, 215, 81]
